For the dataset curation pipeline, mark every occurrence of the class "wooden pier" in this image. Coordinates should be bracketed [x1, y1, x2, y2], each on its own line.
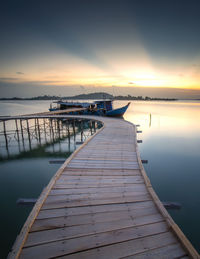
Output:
[8, 115, 199, 258]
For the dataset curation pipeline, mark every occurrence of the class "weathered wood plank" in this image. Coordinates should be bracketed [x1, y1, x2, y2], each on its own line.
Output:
[49, 185, 147, 195]
[57, 232, 179, 259]
[42, 194, 151, 210]
[25, 221, 167, 248]
[45, 191, 149, 204]
[38, 201, 155, 219]
[20, 231, 175, 259]
[31, 210, 161, 232]
[53, 182, 145, 189]
[62, 170, 140, 176]
[121, 243, 187, 258]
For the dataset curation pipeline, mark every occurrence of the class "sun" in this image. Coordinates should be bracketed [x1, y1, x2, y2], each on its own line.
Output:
[127, 72, 167, 87]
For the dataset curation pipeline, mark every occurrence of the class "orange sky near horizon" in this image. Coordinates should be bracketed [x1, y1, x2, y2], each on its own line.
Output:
[1, 47, 200, 91]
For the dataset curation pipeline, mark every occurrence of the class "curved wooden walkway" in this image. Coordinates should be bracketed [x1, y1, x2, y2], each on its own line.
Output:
[8, 116, 199, 259]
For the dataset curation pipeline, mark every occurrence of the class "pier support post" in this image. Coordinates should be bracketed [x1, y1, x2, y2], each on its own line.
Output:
[50, 119, 55, 141]
[72, 119, 76, 140]
[26, 119, 32, 149]
[15, 119, 21, 152]
[81, 120, 83, 142]
[20, 119, 25, 149]
[90, 121, 93, 135]
[36, 118, 41, 144]
[93, 121, 96, 133]
[15, 119, 20, 143]
[3, 120, 9, 149]
[43, 118, 47, 142]
[34, 118, 38, 140]
[57, 119, 61, 139]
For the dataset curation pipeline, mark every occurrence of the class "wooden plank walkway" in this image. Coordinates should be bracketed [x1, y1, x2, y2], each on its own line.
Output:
[8, 116, 199, 259]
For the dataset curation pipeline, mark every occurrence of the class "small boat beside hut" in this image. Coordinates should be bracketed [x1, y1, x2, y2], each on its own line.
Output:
[49, 100, 130, 117]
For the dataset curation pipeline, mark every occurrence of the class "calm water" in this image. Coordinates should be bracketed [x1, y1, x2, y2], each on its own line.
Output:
[0, 100, 199, 257]
[122, 100, 200, 253]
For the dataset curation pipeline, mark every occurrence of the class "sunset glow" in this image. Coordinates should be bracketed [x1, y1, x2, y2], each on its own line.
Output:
[0, 1, 200, 98]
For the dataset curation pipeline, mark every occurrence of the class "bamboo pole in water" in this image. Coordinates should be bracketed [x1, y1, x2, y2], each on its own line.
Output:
[36, 118, 41, 144]
[20, 119, 25, 149]
[3, 120, 8, 149]
[15, 119, 20, 143]
[26, 119, 31, 150]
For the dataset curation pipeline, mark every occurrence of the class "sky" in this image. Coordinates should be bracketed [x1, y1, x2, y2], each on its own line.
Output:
[0, 0, 200, 98]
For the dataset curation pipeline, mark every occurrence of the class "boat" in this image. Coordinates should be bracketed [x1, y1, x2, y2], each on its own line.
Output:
[49, 100, 130, 117]
[105, 102, 130, 117]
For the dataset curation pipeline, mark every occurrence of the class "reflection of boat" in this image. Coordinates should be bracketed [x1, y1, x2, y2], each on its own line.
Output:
[49, 100, 130, 117]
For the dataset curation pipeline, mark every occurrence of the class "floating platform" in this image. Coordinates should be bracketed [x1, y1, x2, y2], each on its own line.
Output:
[8, 116, 199, 258]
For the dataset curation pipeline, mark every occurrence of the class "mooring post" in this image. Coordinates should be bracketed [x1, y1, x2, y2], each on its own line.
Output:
[26, 119, 32, 149]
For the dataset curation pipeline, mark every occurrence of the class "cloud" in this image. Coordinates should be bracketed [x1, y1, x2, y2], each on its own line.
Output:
[0, 77, 19, 81]
[80, 85, 85, 90]
[27, 80, 66, 84]
[16, 72, 24, 75]
[192, 64, 200, 67]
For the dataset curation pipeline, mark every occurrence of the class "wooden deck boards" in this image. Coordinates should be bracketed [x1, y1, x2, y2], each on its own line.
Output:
[8, 116, 199, 259]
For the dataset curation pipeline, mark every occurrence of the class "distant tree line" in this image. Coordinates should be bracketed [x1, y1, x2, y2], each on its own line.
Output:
[0, 92, 177, 101]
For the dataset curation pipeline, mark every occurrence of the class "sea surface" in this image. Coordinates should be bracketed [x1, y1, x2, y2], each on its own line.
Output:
[0, 100, 199, 257]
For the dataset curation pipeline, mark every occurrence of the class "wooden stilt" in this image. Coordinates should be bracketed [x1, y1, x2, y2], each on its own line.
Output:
[57, 120, 61, 139]
[90, 121, 92, 135]
[15, 119, 20, 143]
[81, 120, 83, 142]
[37, 118, 41, 144]
[15, 119, 21, 152]
[20, 119, 25, 149]
[26, 119, 31, 149]
[73, 119, 76, 140]
[50, 119, 54, 141]
[3, 120, 8, 149]
[35, 118, 38, 139]
[93, 121, 96, 133]
[43, 118, 47, 142]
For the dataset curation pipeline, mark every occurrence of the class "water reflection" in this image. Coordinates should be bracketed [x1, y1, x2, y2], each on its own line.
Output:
[0, 100, 200, 255]
[0, 118, 100, 160]
[149, 113, 151, 128]
[0, 117, 102, 258]
[119, 100, 200, 253]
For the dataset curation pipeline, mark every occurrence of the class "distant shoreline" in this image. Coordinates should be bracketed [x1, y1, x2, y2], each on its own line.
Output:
[0, 92, 178, 101]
